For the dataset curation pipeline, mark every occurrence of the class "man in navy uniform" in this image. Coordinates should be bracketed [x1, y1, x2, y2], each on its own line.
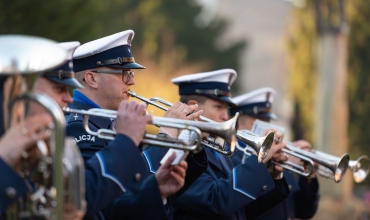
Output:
[229, 87, 278, 164]
[145, 69, 292, 219]
[0, 41, 84, 218]
[229, 87, 320, 220]
[66, 30, 189, 219]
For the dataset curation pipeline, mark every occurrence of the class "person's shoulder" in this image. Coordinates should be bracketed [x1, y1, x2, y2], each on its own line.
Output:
[64, 101, 91, 124]
[66, 112, 84, 123]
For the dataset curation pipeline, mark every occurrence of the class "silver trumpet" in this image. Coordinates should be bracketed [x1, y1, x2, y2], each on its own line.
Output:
[63, 107, 239, 154]
[313, 151, 369, 183]
[237, 131, 314, 177]
[129, 90, 274, 161]
[281, 145, 350, 183]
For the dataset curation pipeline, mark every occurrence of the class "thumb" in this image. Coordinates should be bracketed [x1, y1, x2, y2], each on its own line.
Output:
[161, 152, 176, 168]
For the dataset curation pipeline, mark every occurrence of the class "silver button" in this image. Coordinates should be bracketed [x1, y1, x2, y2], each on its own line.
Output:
[261, 185, 267, 191]
[289, 185, 292, 190]
[6, 187, 16, 198]
[135, 173, 141, 182]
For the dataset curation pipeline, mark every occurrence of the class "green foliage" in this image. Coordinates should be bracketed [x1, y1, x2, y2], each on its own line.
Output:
[286, 1, 317, 142]
[287, 0, 370, 186]
[0, 0, 101, 42]
[347, 0, 370, 185]
[0, 0, 245, 73]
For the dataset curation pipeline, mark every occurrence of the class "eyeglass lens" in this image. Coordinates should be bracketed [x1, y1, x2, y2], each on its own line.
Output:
[122, 70, 134, 83]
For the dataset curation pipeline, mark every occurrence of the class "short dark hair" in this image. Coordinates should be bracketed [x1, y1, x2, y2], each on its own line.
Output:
[75, 71, 86, 83]
[179, 94, 208, 105]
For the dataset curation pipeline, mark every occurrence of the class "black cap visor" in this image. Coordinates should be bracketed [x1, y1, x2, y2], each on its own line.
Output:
[203, 94, 237, 107]
[107, 62, 145, 69]
[47, 77, 83, 88]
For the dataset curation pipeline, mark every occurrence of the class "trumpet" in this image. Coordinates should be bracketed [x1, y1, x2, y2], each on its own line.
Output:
[128, 90, 274, 161]
[238, 132, 350, 181]
[313, 151, 369, 183]
[282, 145, 350, 183]
[237, 132, 314, 177]
[63, 107, 239, 155]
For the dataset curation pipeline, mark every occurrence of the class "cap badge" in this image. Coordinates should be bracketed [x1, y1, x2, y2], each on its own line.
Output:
[127, 33, 133, 46]
[253, 106, 259, 114]
[228, 74, 233, 83]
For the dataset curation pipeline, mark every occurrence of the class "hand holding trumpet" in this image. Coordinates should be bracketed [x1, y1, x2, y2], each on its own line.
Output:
[262, 130, 288, 179]
[115, 100, 152, 146]
[159, 102, 203, 138]
[0, 113, 52, 167]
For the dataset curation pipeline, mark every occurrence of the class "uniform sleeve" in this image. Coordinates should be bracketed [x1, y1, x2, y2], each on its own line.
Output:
[294, 177, 320, 219]
[245, 177, 291, 219]
[173, 155, 277, 218]
[104, 175, 171, 220]
[0, 159, 29, 210]
[66, 120, 152, 218]
[143, 146, 208, 202]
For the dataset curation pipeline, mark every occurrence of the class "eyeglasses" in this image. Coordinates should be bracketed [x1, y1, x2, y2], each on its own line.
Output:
[91, 69, 135, 83]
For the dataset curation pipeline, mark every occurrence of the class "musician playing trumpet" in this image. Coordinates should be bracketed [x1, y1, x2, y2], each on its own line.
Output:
[65, 30, 205, 219]
[229, 87, 320, 220]
[144, 69, 292, 219]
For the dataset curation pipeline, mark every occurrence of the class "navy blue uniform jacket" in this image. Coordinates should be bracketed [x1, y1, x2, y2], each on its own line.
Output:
[0, 159, 29, 211]
[233, 140, 320, 220]
[65, 100, 169, 220]
[255, 171, 319, 220]
[145, 143, 290, 220]
[143, 145, 208, 202]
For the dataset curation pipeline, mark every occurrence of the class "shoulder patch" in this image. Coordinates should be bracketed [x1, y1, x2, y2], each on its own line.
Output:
[67, 113, 84, 123]
[73, 134, 96, 144]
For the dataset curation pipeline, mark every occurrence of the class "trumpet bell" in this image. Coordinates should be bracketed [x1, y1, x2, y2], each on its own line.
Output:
[236, 130, 274, 162]
[334, 154, 350, 183]
[351, 155, 370, 183]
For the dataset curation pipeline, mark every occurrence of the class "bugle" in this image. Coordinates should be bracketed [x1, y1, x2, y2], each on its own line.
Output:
[63, 107, 239, 154]
[128, 90, 274, 161]
[313, 151, 369, 183]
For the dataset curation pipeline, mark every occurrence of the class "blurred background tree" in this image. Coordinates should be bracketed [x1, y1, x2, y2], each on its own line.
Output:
[286, 0, 317, 143]
[286, 0, 370, 188]
[0, 0, 245, 102]
[0, 0, 245, 132]
[347, 0, 370, 187]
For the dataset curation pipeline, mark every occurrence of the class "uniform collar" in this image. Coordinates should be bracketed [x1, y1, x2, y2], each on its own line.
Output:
[72, 90, 101, 109]
[68, 93, 112, 129]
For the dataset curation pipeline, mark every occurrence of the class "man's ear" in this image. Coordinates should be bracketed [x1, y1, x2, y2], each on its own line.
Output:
[187, 100, 198, 106]
[84, 71, 98, 89]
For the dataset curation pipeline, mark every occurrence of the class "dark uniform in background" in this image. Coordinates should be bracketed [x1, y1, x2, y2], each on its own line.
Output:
[229, 88, 320, 220]
[146, 69, 291, 220]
